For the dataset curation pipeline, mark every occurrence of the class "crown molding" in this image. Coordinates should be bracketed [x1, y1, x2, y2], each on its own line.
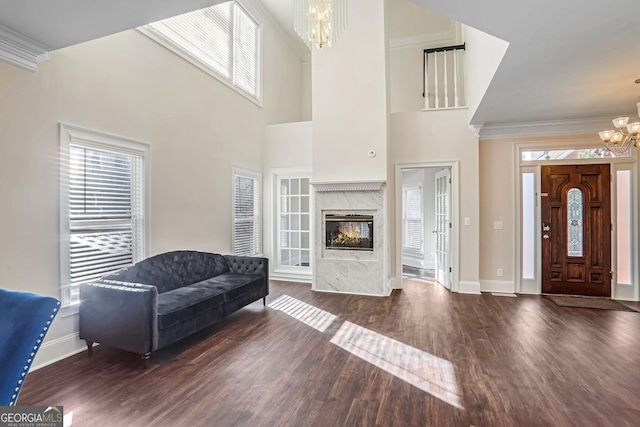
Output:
[468, 124, 483, 139]
[241, 0, 309, 61]
[311, 180, 386, 192]
[389, 22, 462, 51]
[0, 24, 50, 72]
[478, 117, 617, 140]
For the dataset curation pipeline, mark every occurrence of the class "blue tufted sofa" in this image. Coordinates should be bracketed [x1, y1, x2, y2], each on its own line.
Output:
[79, 250, 268, 366]
[0, 289, 60, 406]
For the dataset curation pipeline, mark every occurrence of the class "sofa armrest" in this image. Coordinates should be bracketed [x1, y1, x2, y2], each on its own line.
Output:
[79, 280, 158, 355]
[224, 255, 269, 294]
[225, 255, 268, 276]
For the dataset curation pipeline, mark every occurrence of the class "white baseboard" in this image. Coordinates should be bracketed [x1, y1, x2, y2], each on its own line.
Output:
[480, 280, 515, 294]
[271, 270, 312, 284]
[31, 332, 87, 371]
[313, 287, 391, 297]
[458, 281, 481, 295]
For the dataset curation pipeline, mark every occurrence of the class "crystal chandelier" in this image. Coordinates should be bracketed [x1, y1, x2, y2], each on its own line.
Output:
[598, 101, 640, 153]
[294, 0, 348, 50]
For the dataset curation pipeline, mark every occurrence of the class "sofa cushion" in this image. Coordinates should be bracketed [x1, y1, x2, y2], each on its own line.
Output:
[106, 251, 230, 294]
[190, 273, 264, 302]
[157, 286, 225, 330]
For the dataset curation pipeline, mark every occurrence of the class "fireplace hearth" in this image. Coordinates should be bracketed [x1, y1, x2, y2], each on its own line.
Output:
[325, 214, 374, 251]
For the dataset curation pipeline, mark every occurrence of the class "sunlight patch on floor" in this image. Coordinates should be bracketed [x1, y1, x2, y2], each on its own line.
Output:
[269, 295, 463, 410]
[268, 295, 337, 333]
[330, 321, 464, 409]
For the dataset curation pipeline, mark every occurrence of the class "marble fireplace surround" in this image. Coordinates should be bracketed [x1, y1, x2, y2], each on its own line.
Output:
[312, 181, 389, 296]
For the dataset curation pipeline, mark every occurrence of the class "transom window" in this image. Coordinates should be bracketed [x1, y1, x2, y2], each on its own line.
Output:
[141, 0, 261, 103]
[522, 147, 630, 161]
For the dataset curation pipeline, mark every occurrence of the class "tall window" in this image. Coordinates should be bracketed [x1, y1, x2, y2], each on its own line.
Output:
[141, 0, 261, 102]
[278, 176, 311, 268]
[402, 186, 424, 256]
[233, 167, 261, 256]
[60, 125, 148, 306]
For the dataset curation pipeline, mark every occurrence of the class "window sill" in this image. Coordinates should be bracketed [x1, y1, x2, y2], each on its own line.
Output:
[60, 302, 79, 318]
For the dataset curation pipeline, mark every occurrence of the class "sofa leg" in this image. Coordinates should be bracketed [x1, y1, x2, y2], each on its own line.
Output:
[263, 296, 266, 306]
[141, 352, 151, 369]
[86, 341, 94, 357]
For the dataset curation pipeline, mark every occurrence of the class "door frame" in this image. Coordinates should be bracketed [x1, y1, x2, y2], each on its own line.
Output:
[540, 163, 612, 296]
[266, 167, 313, 284]
[395, 160, 460, 292]
[514, 139, 639, 300]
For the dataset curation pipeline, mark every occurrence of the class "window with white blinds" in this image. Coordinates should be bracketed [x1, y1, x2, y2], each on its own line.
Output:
[60, 125, 148, 306]
[402, 186, 424, 256]
[142, 1, 261, 102]
[233, 167, 261, 256]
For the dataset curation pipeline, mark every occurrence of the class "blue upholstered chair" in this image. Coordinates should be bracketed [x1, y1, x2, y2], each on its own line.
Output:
[0, 288, 60, 406]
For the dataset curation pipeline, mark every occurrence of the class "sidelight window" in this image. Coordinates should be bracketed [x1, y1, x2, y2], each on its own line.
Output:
[567, 188, 583, 257]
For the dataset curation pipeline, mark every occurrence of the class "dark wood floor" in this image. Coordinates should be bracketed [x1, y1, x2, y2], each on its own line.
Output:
[20, 279, 640, 427]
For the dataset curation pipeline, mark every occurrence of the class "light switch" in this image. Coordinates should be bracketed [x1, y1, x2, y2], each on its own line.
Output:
[464, 217, 471, 226]
[494, 221, 503, 230]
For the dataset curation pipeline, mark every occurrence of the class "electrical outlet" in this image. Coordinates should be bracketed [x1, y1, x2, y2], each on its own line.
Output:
[464, 217, 471, 226]
[497, 268, 504, 277]
[494, 221, 503, 230]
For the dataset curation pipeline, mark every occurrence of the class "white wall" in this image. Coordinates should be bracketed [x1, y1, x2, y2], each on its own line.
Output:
[311, 0, 389, 182]
[301, 60, 312, 121]
[0, 24, 302, 368]
[264, 122, 312, 170]
[463, 25, 509, 124]
[390, 46, 427, 113]
[386, 0, 452, 40]
[390, 108, 479, 286]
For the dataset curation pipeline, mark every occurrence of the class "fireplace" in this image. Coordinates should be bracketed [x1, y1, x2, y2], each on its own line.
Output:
[325, 214, 374, 251]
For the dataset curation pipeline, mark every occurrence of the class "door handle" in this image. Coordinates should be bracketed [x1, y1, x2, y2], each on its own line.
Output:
[542, 234, 550, 239]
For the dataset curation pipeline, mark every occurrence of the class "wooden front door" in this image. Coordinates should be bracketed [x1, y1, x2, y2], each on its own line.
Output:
[541, 164, 611, 296]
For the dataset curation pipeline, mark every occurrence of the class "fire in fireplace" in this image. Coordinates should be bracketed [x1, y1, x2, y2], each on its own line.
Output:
[325, 214, 374, 251]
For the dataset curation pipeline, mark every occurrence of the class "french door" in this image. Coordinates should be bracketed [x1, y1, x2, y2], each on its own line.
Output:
[276, 174, 311, 272]
[540, 164, 611, 296]
[435, 169, 451, 288]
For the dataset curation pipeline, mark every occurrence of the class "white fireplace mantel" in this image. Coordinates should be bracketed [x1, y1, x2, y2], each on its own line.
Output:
[310, 180, 386, 192]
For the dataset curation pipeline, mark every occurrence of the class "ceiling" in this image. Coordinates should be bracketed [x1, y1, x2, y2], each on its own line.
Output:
[409, 0, 640, 126]
[1, 0, 639, 127]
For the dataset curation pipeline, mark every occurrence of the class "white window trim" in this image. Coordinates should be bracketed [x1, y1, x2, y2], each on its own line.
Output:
[232, 165, 262, 256]
[59, 124, 150, 314]
[275, 172, 312, 273]
[266, 167, 313, 284]
[138, 0, 263, 106]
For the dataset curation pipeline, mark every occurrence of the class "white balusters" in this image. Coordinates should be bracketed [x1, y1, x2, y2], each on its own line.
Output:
[424, 45, 466, 110]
